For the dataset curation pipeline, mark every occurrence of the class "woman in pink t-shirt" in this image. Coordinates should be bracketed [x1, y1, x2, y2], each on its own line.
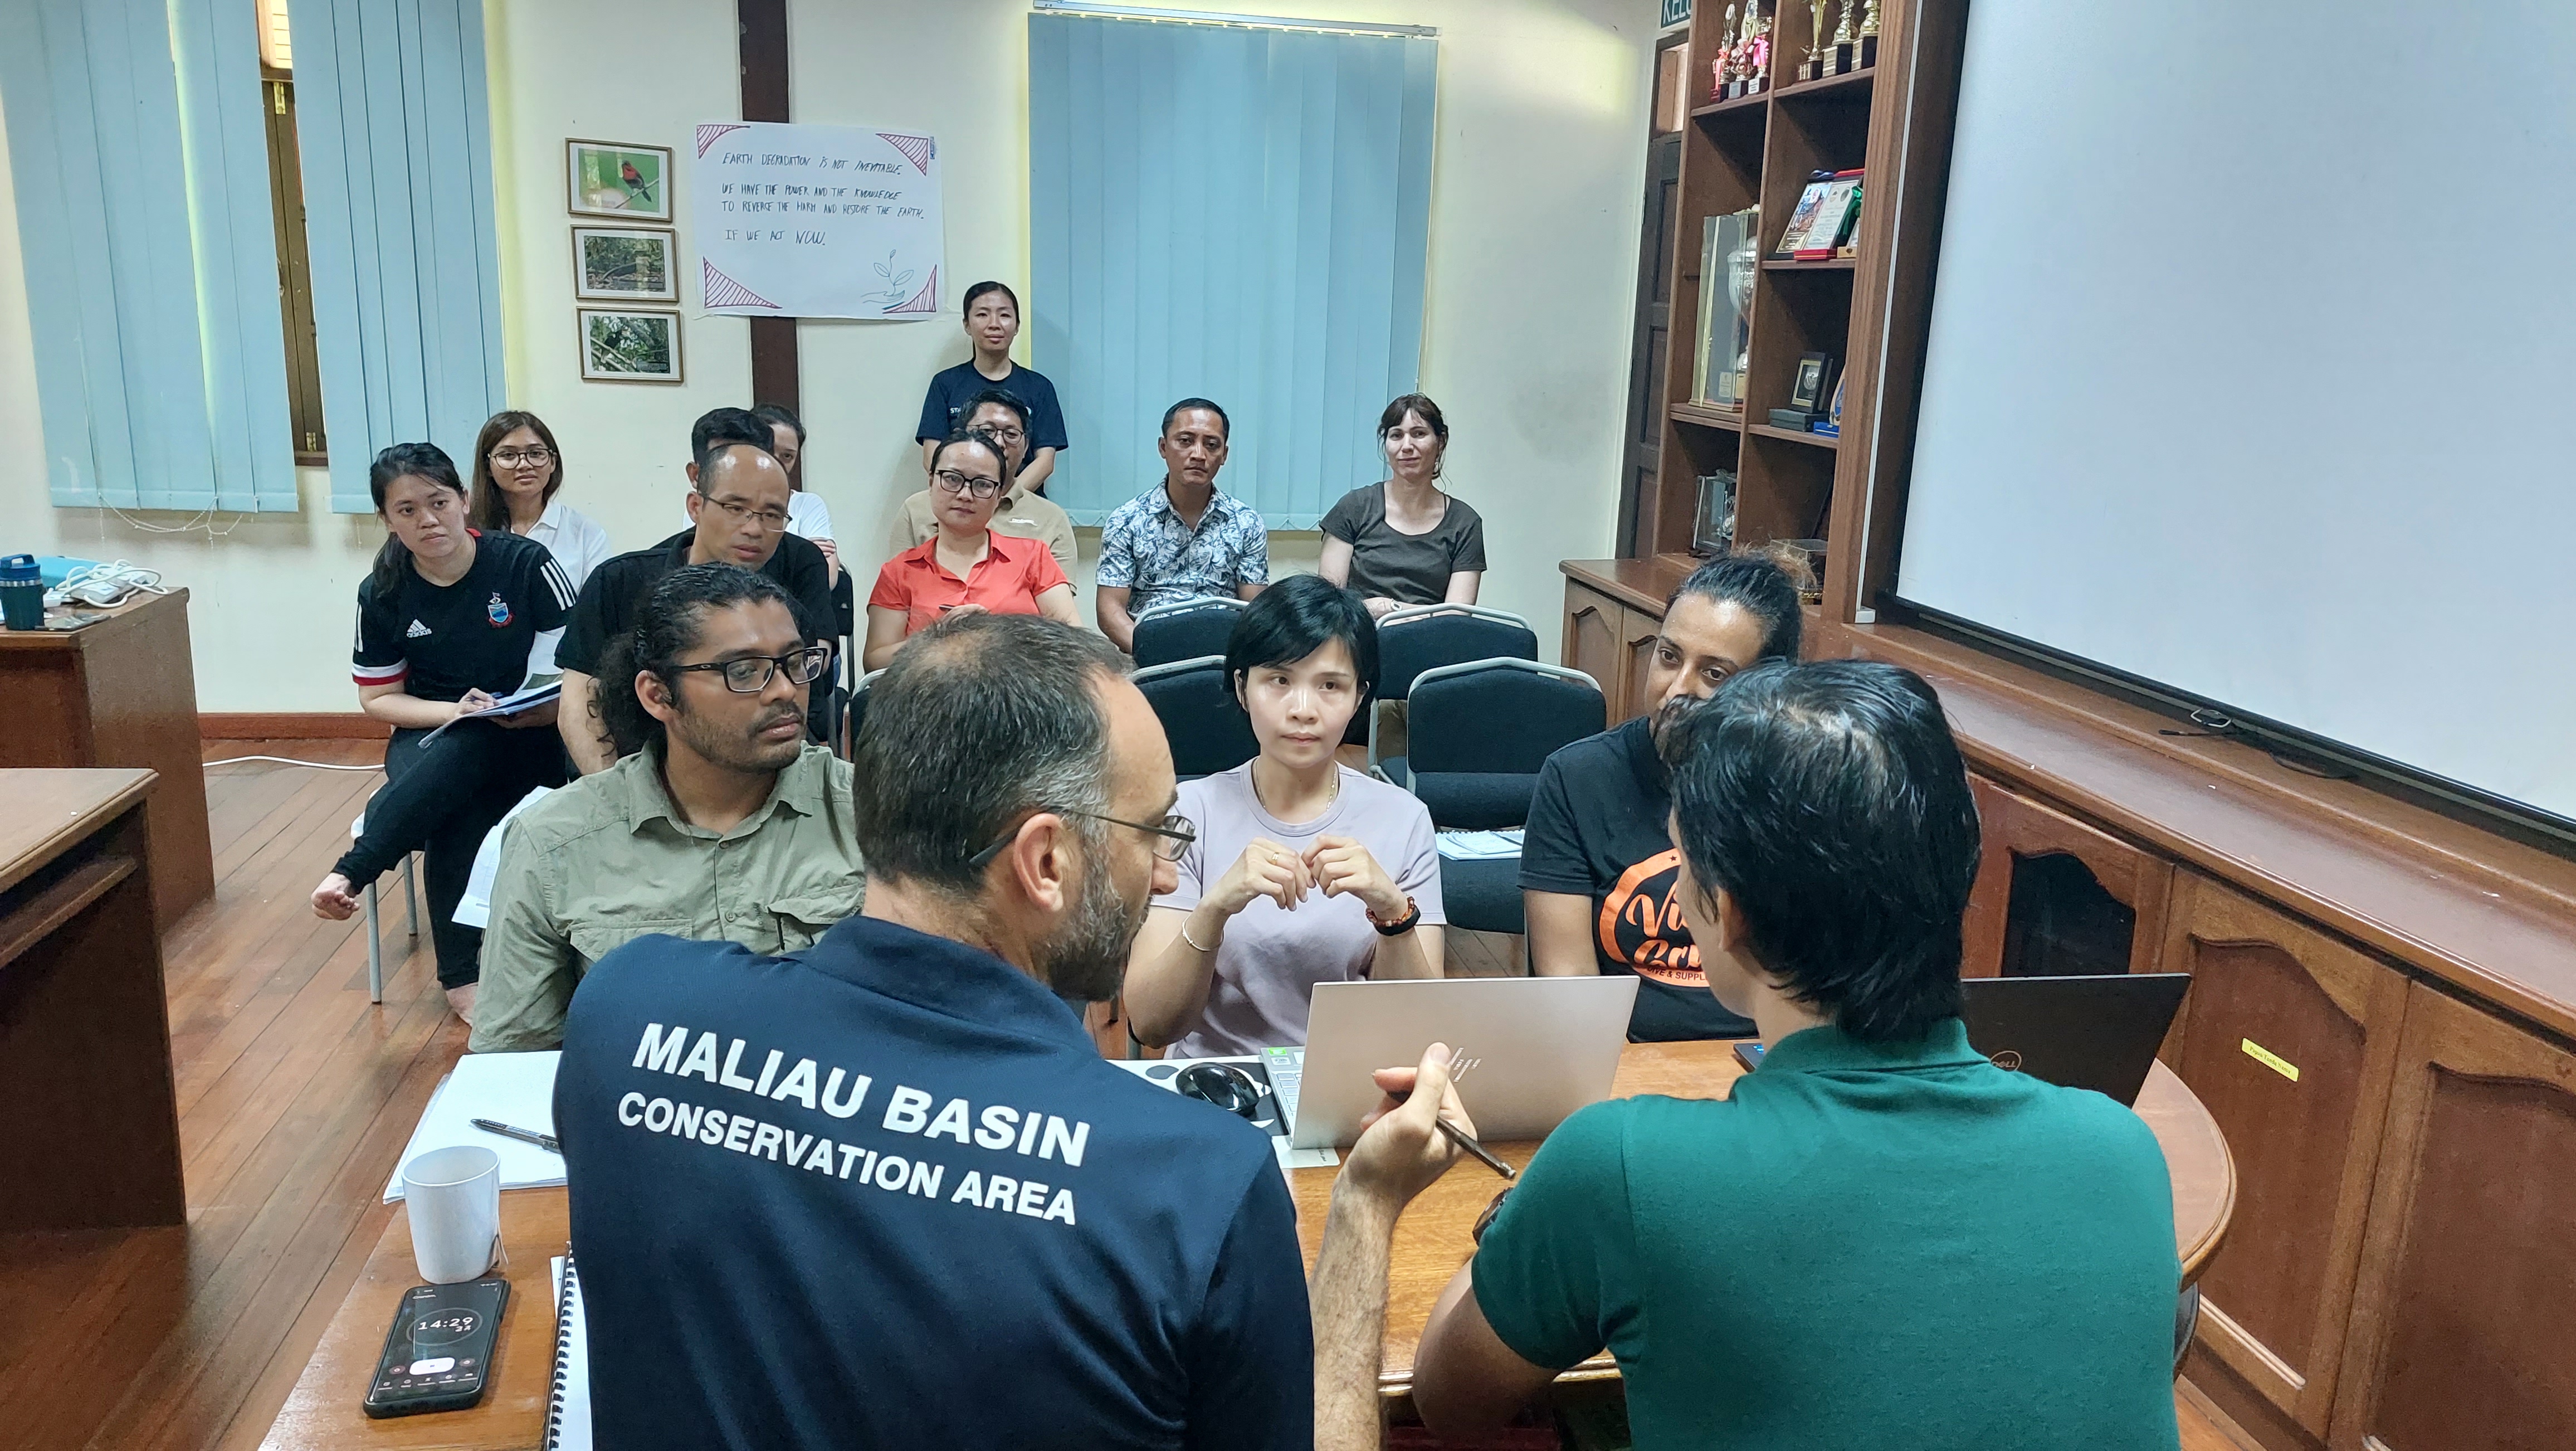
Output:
[1123, 575, 1446, 1058]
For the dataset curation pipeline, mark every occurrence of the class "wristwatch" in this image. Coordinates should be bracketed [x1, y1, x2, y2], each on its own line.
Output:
[1367, 894, 1422, 937]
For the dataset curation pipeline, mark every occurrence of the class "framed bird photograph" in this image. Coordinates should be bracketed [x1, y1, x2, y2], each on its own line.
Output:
[578, 308, 684, 383]
[567, 139, 672, 222]
[572, 226, 679, 302]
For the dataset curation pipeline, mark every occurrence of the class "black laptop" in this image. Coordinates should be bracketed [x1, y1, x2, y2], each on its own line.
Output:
[1958, 973, 2192, 1106]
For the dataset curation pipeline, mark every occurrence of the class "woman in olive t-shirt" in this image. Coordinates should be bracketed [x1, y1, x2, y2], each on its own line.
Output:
[1319, 393, 1486, 618]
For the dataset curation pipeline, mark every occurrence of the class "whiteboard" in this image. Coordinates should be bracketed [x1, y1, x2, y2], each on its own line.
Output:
[1895, 0, 2576, 820]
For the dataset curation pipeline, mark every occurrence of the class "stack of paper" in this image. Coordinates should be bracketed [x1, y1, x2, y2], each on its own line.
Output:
[382, 1051, 564, 1202]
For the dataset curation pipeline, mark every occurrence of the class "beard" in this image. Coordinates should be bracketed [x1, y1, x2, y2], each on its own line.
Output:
[669, 694, 806, 774]
[1033, 848, 1148, 1004]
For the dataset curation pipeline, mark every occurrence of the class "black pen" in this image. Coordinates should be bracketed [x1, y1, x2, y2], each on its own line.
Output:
[470, 1117, 560, 1154]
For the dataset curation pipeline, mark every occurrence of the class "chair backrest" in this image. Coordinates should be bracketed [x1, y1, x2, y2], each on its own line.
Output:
[847, 667, 885, 750]
[1374, 605, 1538, 703]
[1130, 596, 1247, 670]
[1404, 658, 1605, 829]
[1130, 654, 1258, 780]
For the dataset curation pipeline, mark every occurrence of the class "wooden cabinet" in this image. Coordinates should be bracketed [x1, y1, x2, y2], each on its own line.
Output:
[2163, 872, 2410, 1438]
[1962, 776, 2174, 979]
[1561, 581, 1668, 727]
[1620, 608, 1664, 724]
[1564, 583, 1624, 712]
[0, 590, 213, 930]
[2329, 984, 2576, 1451]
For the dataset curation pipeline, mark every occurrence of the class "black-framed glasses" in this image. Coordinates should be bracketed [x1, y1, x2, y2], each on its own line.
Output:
[666, 645, 832, 693]
[490, 446, 554, 468]
[696, 490, 792, 531]
[931, 469, 1004, 500]
[966, 810, 1197, 870]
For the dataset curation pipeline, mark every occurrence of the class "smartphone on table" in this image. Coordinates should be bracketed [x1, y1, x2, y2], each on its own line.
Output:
[362, 1276, 509, 1418]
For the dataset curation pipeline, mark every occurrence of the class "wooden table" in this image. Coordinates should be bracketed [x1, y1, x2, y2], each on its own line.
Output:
[0, 768, 186, 1229]
[265, 1042, 2233, 1448]
[0, 590, 213, 930]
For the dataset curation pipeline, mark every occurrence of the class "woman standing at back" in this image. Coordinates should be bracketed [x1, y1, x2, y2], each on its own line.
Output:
[1318, 393, 1487, 617]
[915, 281, 1070, 498]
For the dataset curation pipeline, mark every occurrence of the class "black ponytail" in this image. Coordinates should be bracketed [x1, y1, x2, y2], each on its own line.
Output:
[1669, 543, 1810, 663]
[367, 442, 470, 603]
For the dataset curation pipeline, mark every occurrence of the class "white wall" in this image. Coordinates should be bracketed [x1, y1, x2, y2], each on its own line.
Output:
[0, 0, 1652, 712]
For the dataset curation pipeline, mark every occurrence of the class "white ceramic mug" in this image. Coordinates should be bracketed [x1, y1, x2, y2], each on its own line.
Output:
[403, 1145, 501, 1284]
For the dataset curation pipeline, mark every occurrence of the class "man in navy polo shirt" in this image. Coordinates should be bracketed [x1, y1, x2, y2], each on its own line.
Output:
[555, 613, 1311, 1449]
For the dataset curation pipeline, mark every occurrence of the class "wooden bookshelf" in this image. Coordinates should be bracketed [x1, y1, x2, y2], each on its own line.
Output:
[1626, 0, 1889, 608]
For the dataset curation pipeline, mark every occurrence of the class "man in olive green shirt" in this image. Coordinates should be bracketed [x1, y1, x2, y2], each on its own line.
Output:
[886, 389, 1078, 577]
[469, 565, 865, 1055]
[1309, 661, 2182, 1451]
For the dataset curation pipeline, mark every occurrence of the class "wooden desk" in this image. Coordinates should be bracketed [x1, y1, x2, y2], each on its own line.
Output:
[266, 1043, 2233, 1448]
[1287, 1042, 2235, 1390]
[0, 768, 186, 1229]
[0, 590, 213, 930]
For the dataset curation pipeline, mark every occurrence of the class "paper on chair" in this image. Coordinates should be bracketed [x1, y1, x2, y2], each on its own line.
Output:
[452, 785, 555, 928]
[383, 1050, 564, 1202]
[1436, 829, 1524, 861]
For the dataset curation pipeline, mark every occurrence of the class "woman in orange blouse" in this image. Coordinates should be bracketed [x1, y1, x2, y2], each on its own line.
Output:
[864, 429, 1081, 670]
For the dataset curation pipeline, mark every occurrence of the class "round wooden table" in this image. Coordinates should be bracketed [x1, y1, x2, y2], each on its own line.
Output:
[1286, 1039, 2236, 1390]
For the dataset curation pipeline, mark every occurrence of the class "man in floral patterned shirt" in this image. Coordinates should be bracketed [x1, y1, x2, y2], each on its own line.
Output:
[1095, 398, 1270, 651]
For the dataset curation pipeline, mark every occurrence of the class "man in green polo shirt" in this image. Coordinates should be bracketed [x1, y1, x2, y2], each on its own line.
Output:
[470, 565, 866, 1054]
[1310, 659, 2181, 1450]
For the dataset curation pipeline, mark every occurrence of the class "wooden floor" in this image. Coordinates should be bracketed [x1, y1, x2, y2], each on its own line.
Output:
[0, 740, 2248, 1451]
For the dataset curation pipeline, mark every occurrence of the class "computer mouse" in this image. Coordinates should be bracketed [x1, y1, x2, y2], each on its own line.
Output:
[1174, 1063, 1262, 1119]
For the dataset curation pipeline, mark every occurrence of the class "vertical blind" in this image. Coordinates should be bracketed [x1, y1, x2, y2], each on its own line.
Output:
[290, 0, 505, 514]
[1028, 13, 1437, 528]
[0, 0, 297, 511]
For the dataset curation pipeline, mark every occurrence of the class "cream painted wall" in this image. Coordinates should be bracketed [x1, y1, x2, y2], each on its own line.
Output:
[0, 0, 1652, 712]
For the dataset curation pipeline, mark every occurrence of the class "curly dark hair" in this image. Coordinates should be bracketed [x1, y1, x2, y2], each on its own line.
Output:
[595, 564, 800, 758]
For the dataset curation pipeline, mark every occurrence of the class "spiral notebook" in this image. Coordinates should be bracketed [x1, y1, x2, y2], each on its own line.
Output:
[545, 1255, 592, 1451]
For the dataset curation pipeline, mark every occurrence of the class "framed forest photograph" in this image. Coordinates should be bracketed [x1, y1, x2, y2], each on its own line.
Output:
[578, 308, 684, 383]
[572, 227, 678, 302]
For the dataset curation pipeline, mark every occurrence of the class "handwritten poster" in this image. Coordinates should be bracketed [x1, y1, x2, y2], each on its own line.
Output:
[691, 120, 944, 320]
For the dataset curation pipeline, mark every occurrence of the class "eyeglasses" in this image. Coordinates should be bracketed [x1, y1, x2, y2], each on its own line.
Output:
[490, 447, 554, 468]
[966, 810, 1197, 870]
[970, 423, 1026, 445]
[931, 469, 1004, 500]
[696, 491, 792, 531]
[666, 645, 833, 693]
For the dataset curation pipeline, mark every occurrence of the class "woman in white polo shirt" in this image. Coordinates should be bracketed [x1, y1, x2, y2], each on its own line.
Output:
[468, 410, 609, 678]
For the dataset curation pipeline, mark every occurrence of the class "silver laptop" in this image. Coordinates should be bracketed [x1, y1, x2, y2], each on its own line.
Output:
[1289, 977, 1640, 1149]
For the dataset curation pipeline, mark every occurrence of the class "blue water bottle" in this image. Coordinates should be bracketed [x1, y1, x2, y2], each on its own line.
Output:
[0, 554, 43, 630]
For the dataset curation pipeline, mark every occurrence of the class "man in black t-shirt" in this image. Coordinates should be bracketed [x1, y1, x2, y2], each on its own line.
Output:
[557, 409, 835, 773]
[1520, 558, 1802, 1040]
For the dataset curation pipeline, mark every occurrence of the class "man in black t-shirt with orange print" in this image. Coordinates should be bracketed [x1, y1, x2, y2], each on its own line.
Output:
[1519, 552, 1808, 1040]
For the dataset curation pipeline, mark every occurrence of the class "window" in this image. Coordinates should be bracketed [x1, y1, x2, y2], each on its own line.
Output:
[1027, 14, 1439, 528]
[261, 60, 328, 464]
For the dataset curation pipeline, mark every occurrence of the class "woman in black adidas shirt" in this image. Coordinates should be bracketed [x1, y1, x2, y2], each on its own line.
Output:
[309, 444, 577, 1020]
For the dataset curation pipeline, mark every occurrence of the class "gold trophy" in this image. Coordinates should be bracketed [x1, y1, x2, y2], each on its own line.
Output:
[1858, 0, 1881, 69]
[1806, 0, 1832, 81]
[1832, 0, 1858, 75]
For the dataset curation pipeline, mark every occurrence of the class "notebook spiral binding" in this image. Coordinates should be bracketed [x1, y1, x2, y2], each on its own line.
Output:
[544, 1256, 579, 1450]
